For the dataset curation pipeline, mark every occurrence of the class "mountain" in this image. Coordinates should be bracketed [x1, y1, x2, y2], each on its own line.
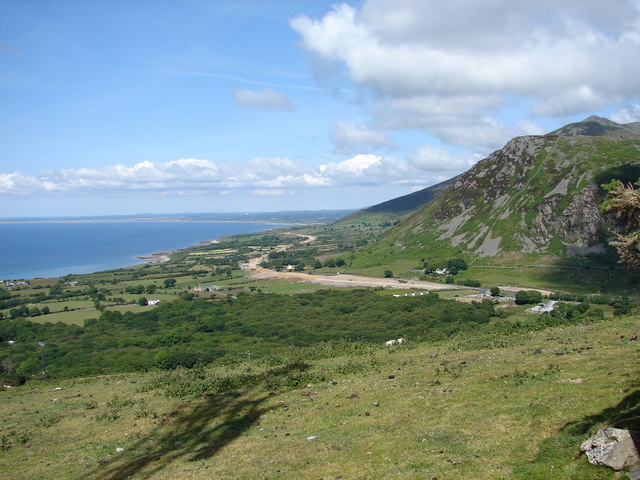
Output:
[358, 116, 640, 263]
[336, 176, 459, 225]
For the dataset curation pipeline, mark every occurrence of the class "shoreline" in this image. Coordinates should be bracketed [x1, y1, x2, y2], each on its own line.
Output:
[1, 222, 293, 280]
[0, 219, 301, 225]
[136, 251, 173, 263]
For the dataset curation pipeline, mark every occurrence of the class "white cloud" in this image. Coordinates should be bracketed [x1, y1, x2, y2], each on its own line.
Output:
[532, 86, 606, 117]
[291, 0, 640, 150]
[251, 189, 293, 196]
[0, 154, 417, 195]
[232, 88, 295, 110]
[330, 121, 394, 150]
[319, 153, 381, 175]
[411, 146, 477, 172]
[611, 103, 640, 123]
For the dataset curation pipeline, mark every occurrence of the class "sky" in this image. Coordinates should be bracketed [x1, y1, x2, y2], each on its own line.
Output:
[1, 0, 639, 218]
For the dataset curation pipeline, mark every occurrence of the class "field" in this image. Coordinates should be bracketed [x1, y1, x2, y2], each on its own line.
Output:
[1, 313, 638, 479]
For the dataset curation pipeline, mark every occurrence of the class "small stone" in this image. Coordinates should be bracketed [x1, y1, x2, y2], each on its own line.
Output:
[306, 436, 317, 441]
[388, 375, 395, 379]
[115, 447, 124, 453]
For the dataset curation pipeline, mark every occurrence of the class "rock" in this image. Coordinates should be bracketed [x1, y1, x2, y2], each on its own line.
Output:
[629, 465, 640, 480]
[580, 428, 640, 470]
[115, 447, 124, 453]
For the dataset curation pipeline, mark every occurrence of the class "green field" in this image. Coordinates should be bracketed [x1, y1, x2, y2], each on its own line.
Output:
[1, 313, 637, 479]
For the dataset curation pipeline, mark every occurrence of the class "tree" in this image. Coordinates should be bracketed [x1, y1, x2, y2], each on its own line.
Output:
[515, 290, 543, 305]
[383, 270, 393, 278]
[490, 287, 500, 297]
[447, 258, 468, 274]
[601, 179, 640, 270]
[164, 278, 177, 288]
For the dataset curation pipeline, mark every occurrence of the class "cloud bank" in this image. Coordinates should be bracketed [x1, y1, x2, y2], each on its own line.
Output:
[0, 149, 474, 196]
[292, 0, 640, 150]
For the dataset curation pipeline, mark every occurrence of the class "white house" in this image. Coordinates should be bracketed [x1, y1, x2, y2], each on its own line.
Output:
[147, 298, 161, 306]
[530, 300, 557, 313]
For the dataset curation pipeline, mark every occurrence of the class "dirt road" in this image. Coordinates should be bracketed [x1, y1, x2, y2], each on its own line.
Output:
[247, 263, 455, 291]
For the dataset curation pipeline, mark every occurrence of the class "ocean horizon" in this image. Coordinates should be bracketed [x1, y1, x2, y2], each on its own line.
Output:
[0, 221, 288, 280]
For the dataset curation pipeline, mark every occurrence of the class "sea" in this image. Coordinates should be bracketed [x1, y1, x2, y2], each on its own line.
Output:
[0, 221, 288, 280]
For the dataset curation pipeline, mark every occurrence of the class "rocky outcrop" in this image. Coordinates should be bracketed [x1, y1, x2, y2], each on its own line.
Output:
[384, 116, 640, 260]
[580, 428, 640, 470]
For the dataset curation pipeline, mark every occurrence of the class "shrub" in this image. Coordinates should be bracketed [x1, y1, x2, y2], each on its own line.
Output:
[515, 290, 543, 305]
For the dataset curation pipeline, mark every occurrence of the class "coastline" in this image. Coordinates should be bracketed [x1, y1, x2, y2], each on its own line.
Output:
[0, 221, 292, 280]
[0, 219, 297, 225]
[136, 251, 173, 263]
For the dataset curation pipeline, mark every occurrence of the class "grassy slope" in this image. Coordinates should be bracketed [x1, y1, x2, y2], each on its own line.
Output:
[2, 313, 638, 480]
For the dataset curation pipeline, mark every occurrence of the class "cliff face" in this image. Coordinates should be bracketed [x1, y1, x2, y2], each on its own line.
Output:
[384, 116, 640, 259]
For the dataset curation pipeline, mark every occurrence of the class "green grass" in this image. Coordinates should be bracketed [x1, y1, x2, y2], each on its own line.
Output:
[346, 259, 423, 278]
[1, 313, 637, 479]
[23, 304, 159, 325]
[27, 308, 100, 325]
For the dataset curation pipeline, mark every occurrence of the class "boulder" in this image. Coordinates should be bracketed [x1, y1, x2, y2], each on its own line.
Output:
[580, 428, 640, 470]
[628, 465, 640, 480]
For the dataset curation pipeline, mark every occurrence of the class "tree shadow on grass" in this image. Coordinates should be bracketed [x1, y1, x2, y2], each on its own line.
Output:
[92, 391, 277, 480]
[89, 362, 311, 480]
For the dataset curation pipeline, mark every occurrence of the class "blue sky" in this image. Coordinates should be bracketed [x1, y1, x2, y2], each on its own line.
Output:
[1, 0, 639, 218]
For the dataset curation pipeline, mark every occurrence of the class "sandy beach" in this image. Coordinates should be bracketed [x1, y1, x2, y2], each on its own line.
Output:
[136, 251, 172, 263]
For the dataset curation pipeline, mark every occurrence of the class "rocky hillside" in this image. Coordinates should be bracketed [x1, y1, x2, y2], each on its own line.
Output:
[368, 116, 640, 262]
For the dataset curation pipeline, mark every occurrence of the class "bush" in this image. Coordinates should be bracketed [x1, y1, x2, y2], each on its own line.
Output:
[515, 290, 543, 305]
